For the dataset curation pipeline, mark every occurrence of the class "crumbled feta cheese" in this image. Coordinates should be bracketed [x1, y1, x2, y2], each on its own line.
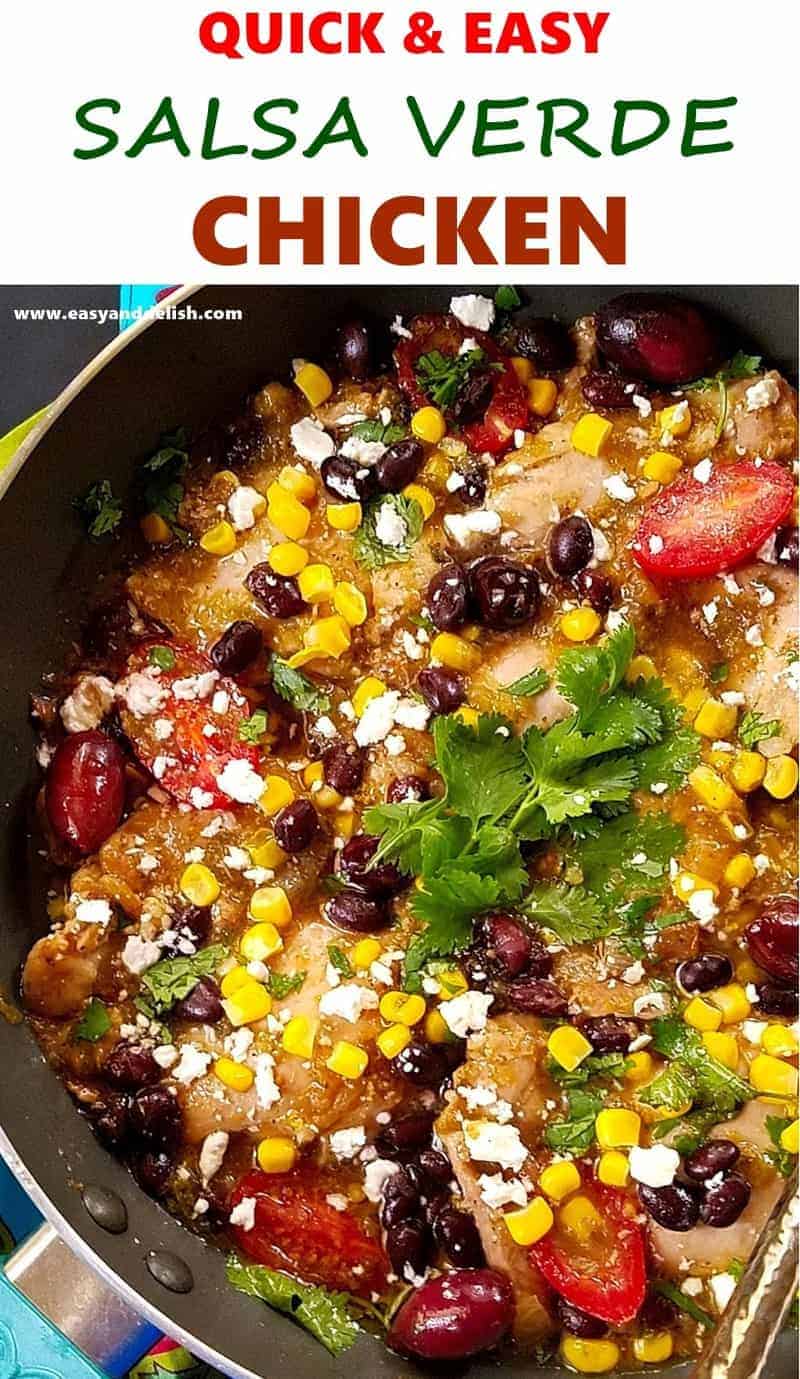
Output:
[290, 417, 334, 467]
[621, 961, 645, 985]
[681, 1277, 703, 1297]
[329, 1125, 367, 1159]
[629, 1144, 680, 1188]
[229, 1196, 257, 1231]
[693, 458, 713, 484]
[745, 376, 779, 412]
[446, 470, 466, 492]
[325, 1193, 349, 1212]
[314, 715, 337, 740]
[199, 1130, 229, 1184]
[450, 294, 495, 332]
[463, 1121, 528, 1172]
[228, 486, 265, 532]
[457, 1083, 500, 1112]
[375, 500, 408, 548]
[121, 935, 162, 975]
[478, 1173, 528, 1210]
[720, 691, 745, 706]
[190, 787, 215, 810]
[603, 474, 636, 503]
[340, 435, 386, 467]
[354, 690, 401, 747]
[119, 670, 168, 718]
[215, 758, 264, 804]
[390, 315, 412, 340]
[74, 898, 113, 926]
[443, 509, 502, 545]
[211, 690, 230, 715]
[224, 1028, 254, 1062]
[254, 1052, 281, 1108]
[363, 1158, 400, 1202]
[61, 676, 115, 733]
[745, 623, 764, 647]
[742, 1020, 768, 1044]
[633, 990, 669, 1017]
[632, 394, 652, 418]
[319, 983, 379, 1023]
[384, 733, 406, 756]
[172, 1044, 212, 1084]
[394, 698, 431, 732]
[709, 1272, 737, 1312]
[172, 671, 218, 701]
[402, 630, 424, 660]
[687, 889, 719, 925]
[153, 1045, 179, 1070]
[153, 718, 174, 741]
[440, 990, 493, 1038]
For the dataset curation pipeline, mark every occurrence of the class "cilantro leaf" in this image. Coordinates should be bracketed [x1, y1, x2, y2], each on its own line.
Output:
[549, 1053, 630, 1088]
[149, 644, 176, 671]
[269, 655, 330, 714]
[350, 418, 405, 445]
[709, 661, 729, 685]
[265, 969, 306, 999]
[544, 1090, 601, 1154]
[651, 1017, 753, 1115]
[406, 867, 505, 980]
[739, 709, 781, 750]
[353, 495, 424, 571]
[765, 1115, 795, 1177]
[139, 944, 226, 1017]
[415, 347, 489, 410]
[639, 1061, 698, 1111]
[226, 1256, 358, 1356]
[327, 944, 353, 979]
[690, 352, 762, 391]
[524, 883, 610, 945]
[556, 623, 635, 724]
[73, 997, 111, 1043]
[134, 429, 190, 543]
[502, 666, 549, 698]
[239, 709, 269, 743]
[73, 480, 123, 540]
[494, 285, 521, 311]
[651, 1106, 721, 1155]
[433, 714, 529, 828]
[650, 1279, 714, 1331]
[570, 812, 685, 907]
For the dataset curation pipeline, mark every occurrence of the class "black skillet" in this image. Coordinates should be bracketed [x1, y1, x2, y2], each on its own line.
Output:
[0, 285, 796, 1378]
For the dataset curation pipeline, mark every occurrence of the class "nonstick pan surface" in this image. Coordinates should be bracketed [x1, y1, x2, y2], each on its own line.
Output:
[0, 285, 796, 1379]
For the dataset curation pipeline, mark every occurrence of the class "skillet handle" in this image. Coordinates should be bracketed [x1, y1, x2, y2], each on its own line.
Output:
[2, 1223, 160, 1378]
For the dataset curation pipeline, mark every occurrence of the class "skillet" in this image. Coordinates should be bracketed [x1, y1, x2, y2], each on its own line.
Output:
[0, 284, 796, 1379]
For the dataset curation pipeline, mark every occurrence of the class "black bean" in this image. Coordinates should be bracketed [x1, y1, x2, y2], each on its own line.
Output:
[133, 1151, 174, 1200]
[336, 833, 407, 898]
[387, 774, 430, 804]
[684, 1139, 740, 1183]
[336, 320, 371, 380]
[676, 953, 733, 994]
[426, 565, 471, 632]
[459, 466, 488, 508]
[638, 1288, 678, 1331]
[747, 896, 798, 985]
[417, 666, 465, 715]
[505, 978, 568, 1018]
[377, 1113, 435, 1162]
[246, 564, 304, 619]
[700, 1173, 751, 1228]
[387, 1217, 431, 1280]
[396, 1041, 452, 1090]
[756, 982, 799, 1017]
[160, 904, 211, 958]
[638, 1182, 701, 1232]
[548, 516, 594, 578]
[503, 317, 574, 372]
[573, 569, 614, 616]
[432, 1206, 485, 1268]
[89, 1091, 130, 1149]
[321, 454, 374, 503]
[555, 1295, 609, 1339]
[210, 620, 263, 676]
[104, 1043, 161, 1090]
[775, 524, 799, 569]
[273, 798, 318, 853]
[129, 1084, 183, 1154]
[578, 1015, 639, 1056]
[415, 1149, 452, 1185]
[173, 976, 224, 1024]
[450, 372, 494, 425]
[376, 439, 424, 494]
[469, 556, 540, 630]
[324, 888, 390, 933]
[479, 914, 532, 979]
[381, 1169, 420, 1229]
[322, 742, 366, 795]
[580, 370, 648, 410]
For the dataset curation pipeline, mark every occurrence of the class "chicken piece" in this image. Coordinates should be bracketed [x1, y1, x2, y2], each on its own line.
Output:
[180, 921, 402, 1144]
[727, 372, 798, 462]
[553, 946, 651, 1017]
[370, 540, 439, 625]
[488, 422, 612, 550]
[436, 1016, 556, 1345]
[23, 926, 108, 1019]
[648, 1101, 786, 1276]
[473, 635, 571, 730]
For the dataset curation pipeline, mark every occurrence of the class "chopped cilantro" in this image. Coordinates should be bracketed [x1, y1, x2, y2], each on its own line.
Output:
[651, 1106, 720, 1155]
[415, 347, 490, 410]
[138, 944, 226, 1017]
[738, 709, 782, 750]
[73, 997, 111, 1043]
[265, 969, 306, 1000]
[73, 480, 123, 539]
[639, 1061, 698, 1112]
[494, 285, 521, 311]
[544, 1089, 601, 1155]
[326, 944, 353, 978]
[689, 353, 762, 440]
[709, 661, 729, 684]
[353, 494, 424, 571]
[149, 644, 176, 671]
[765, 1115, 795, 1177]
[548, 1053, 630, 1088]
[502, 667, 549, 698]
[650, 1017, 753, 1116]
[226, 1256, 358, 1356]
[524, 883, 610, 945]
[350, 418, 406, 445]
[651, 1279, 714, 1331]
[239, 709, 269, 743]
[134, 429, 190, 544]
[269, 655, 330, 714]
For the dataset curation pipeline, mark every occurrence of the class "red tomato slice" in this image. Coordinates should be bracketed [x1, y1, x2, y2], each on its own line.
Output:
[529, 1183, 646, 1325]
[462, 366, 529, 455]
[632, 459, 794, 581]
[230, 1169, 388, 1296]
[118, 643, 260, 808]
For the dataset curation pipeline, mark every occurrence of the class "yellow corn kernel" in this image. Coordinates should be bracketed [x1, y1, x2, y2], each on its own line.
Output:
[642, 451, 683, 484]
[334, 808, 356, 840]
[220, 966, 251, 998]
[246, 833, 286, 870]
[422, 451, 452, 490]
[750, 1053, 798, 1099]
[326, 500, 363, 534]
[436, 969, 469, 999]
[298, 562, 335, 605]
[539, 1161, 581, 1202]
[626, 655, 657, 683]
[282, 1015, 317, 1059]
[303, 761, 324, 789]
[223, 982, 272, 1028]
[351, 938, 382, 970]
[571, 413, 613, 458]
[626, 1051, 654, 1085]
[403, 483, 436, 522]
[267, 484, 311, 541]
[702, 1031, 739, 1070]
[454, 705, 479, 728]
[248, 886, 293, 930]
[694, 698, 738, 740]
[684, 996, 723, 1032]
[672, 871, 719, 906]
[379, 991, 427, 1027]
[561, 606, 602, 644]
[724, 853, 757, 890]
[214, 1056, 255, 1093]
[333, 581, 368, 627]
[180, 862, 220, 907]
[683, 686, 707, 717]
[779, 1119, 799, 1154]
[688, 765, 739, 813]
[730, 750, 767, 794]
[46, 897, 66, 921]
[376, 1024, 411, 1059]
[633, 1332, 674, 1364]
[269, 541, 309, 577]
[528, 377, 559, 418]
[140, 512, 172, 544]
[257, 1136, 297, 1173]
[561, 1337, 620, 1374]
[315, 785, 343, 810]
[657, 402, 692, 437]
[353, 676, 387, 717]
[597, 1150, 629, 1187]
[708, 983, 751, 1025]
[327, 1040, 369, 1078]
[200, 520, 237, 556]
[277, 464, 317, 504]
[411, 406, 446, 445]
[763, 755, 799, 800]
[259, 775, 295, 817]
[303, 614, 351, 660]
[504, 1196, 554, 1246]
[424, 1008, 450, 1044]
[595, 1108, 641, 1149]
[510, 355, 534, 384]
[547, 1025, 593, 1073]
[559, 1193, 603, 1243]
[295, 362, 333, 407]
[431, 631, 481, 672]
[762, 1024, 799, 1058]
[240, 922, 284, 964]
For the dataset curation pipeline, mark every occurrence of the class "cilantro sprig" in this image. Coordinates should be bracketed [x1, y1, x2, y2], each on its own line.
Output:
[73, 997, 112, 1043]
[544, 1089, 602, 1154]
[689, 351, 763, 440]
[134, 429, 191, 544]
[353, 494, 424, 571]
[226, 1256, 358, 1356]
[738, 709, 781, 750]
[647, 1016, 753, 1117]
[350, 417, 406, 445]
[136, 944, 226, 1018]
[414, 347, 490, 410]
[269, 654, 331, 714]
[73, 480, 123, 540]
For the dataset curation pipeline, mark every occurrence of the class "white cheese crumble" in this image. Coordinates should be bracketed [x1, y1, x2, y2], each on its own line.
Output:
[74, 898, 113, 926]
[354, 690, 401, 747]
[224, 1028, 254, 1062]
[478, 1172, 528, 1210]
[319, 982, 379, 1023]
[190, 787, 215, 810]
[450, 294, 495, 332]
[153, 718, 174, 741]
[629, 1144, 680, 1188]
[290, 417, 334, 467]
[119, 670, 168, 718]
[121, 935, 162, 975]
[314, 715, 337, 739]
[199, 1130, 229, 1184]
[363, 1158, 400, 1202]
[153, 1045, 179, 1070]
[254, 1052, 281, 1108]
[340, 434, 386, 467]
[61, 676, 115, 733]
[692, 458, 713, 484]
[687, 889, 719, 925]
[603, 474, 636, 503]
[443, 509, 502, 546]
[227, 486, 264, 532]
[463, 1120, 528, 1172]
[702, 600, 719, 626]
[215, 758, 264, 804]
[709, 1272, 737, 1312]
[172, 672, 218, 701]
[390, 315, 412, 340]
[745, 376, 779, 412]
[395, 699, 430, 731]
[439, 990, 494, 1038]
[329, 1125, 367, 1159]
[229, 1197, 257, 1231]
[172, 1044, 212, 1085]
[374, 500, 408, 548]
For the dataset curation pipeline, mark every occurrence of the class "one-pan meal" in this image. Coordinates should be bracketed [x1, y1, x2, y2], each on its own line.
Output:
[22, 291, 798, 1368]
